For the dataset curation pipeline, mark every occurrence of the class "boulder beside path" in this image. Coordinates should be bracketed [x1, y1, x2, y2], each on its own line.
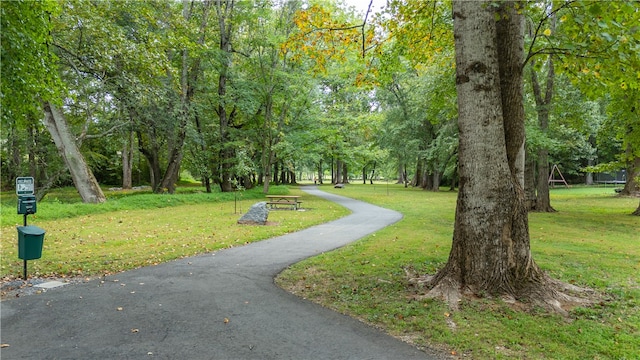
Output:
[238, 201, 269, 225]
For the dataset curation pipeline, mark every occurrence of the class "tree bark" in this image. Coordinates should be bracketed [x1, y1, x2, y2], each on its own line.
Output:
[317, 161, 323, 185]
[369, 162, 376, 184]
[396, 162, 405, 184]
[426, 1, 548, 307]
[43, 102, 106, 203]
[633, 200, 640, 216]
[122, 130, 134, 189]
[431, 171, 441, 191]
[621, 152, 640, 195]
[136, 129, 162, 191]
[414, 160, 423, 188]
[342, 162, 348, 184]
[585, 156, 594, 185]
[529, 56, 556, 212]
[261, 94, 277, 194]
[524, 156, 537, 209]
[334, 159, 343, 184]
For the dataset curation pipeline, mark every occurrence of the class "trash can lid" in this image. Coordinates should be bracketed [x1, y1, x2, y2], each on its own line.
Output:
[17, 225, 46, 235]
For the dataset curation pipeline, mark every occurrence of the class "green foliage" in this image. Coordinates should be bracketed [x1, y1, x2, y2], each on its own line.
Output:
[285, 0, 373, 76]
[1, 0, 62, 121]
[537, 1, 640, 182]
[520, 1, 639, 186]
[2, 0, 637, 202]
[380, 0, 454, 69]
[549, 1, 640, 94]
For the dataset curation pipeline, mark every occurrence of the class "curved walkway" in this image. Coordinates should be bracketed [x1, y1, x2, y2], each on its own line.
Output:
[1, 187, 444, 359]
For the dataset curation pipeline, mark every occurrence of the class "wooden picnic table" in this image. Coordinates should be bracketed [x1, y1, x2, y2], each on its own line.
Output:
[265, 195, 302, 210]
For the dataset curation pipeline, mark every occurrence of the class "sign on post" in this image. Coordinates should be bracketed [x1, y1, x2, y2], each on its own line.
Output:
[16, 177, 35, 196]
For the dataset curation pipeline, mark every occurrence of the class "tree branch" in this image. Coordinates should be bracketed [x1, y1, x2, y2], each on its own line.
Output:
[82, 121, 131, 140]
[52, 42, 106, 81]
[524, 0, 577, 68]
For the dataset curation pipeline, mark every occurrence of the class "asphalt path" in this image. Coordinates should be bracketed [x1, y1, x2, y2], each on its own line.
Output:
[1, 186, 445, 360]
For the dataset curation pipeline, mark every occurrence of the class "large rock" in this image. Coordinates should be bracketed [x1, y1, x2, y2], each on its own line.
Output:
[237, 202, 269, 225]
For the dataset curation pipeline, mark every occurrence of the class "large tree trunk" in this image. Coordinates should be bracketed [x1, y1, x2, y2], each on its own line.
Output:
[43, 102, 106, 204]
[633, 200, 640, 216]
[416, 1, 594, 314]
[424, 1, 554, 308]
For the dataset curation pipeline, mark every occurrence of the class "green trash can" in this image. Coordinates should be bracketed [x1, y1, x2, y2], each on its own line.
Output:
[17, 226, 45, 260]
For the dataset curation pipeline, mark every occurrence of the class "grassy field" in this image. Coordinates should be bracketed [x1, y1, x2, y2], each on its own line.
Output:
[0, 185, 349, 279]
[276, 184, 639, 359]
[1, 183, 638, 358]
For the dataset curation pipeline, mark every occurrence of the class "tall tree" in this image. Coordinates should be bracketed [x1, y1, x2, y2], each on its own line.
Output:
[214, 0, 238, 192]
[422, 1, 581, 311]
[158, 0, 212, 193]
[528, 55, 556, 212]
[1, 0, 56, 189]
[243, 0, 304, 193]
[2, 0, 106, 203]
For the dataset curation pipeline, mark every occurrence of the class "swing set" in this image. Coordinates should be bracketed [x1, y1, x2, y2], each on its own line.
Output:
[548, 164, 569, 188]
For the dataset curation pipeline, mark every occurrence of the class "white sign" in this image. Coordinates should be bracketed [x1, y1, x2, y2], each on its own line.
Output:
[16, 177, 35, 195]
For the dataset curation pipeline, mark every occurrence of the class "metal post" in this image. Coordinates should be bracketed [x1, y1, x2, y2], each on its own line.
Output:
[23, 214, 28, 279]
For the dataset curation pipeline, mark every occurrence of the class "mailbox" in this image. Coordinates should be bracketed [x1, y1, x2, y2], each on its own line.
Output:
[17, 195, 37, 215]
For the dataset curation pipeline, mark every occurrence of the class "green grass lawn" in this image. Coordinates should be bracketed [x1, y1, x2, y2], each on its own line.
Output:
[1, 183, 638, 358]
[0, 185, 349, 279]
[276, 183, 639, 359]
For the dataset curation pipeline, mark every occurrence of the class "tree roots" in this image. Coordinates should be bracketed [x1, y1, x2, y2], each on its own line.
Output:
[404, 267, 599, 316]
